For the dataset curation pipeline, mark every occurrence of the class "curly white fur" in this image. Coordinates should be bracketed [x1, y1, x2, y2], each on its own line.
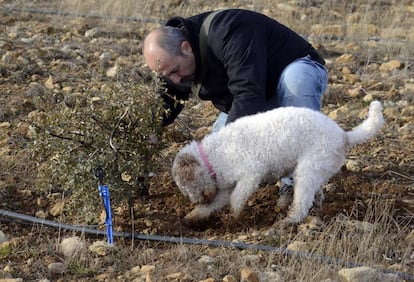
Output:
[172, 101, 384, 226]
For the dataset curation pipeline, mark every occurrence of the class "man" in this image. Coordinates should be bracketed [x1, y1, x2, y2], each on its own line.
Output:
[142, 8, 328, 129]
[143, 9, 328, 193]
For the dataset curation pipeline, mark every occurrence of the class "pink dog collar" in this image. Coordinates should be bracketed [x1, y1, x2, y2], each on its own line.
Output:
[197, 142, 216, 179]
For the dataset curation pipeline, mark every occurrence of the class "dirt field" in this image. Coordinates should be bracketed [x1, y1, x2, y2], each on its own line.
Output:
[0, 1, 413, 281]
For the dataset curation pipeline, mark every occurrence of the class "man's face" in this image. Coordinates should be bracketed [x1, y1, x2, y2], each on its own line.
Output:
[144, 36, 196, 87]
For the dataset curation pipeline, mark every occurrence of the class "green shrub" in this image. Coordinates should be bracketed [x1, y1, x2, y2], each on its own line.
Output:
[29, 81, 168, 222]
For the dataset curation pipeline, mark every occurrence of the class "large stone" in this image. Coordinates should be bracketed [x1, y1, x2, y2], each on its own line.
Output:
[338, 266, 402, 282]
[60, 236, 86, 257]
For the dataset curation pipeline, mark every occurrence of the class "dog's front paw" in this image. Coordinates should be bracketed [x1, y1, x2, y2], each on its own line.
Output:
[183, 206, 212, 225]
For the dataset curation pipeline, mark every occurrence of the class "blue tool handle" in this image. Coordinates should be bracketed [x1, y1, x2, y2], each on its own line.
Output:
[98, 184, 114, 245]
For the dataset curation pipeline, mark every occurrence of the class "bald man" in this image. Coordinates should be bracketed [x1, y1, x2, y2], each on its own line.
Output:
[143, 9, 327, 129]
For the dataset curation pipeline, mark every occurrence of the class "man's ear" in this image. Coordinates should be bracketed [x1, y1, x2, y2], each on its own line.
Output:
[181, 41, 193, 55]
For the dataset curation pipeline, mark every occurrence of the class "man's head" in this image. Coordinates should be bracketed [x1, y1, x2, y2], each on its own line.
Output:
[143, 26, 196, 86]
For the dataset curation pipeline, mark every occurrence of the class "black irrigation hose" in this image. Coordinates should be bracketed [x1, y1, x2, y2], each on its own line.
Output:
[0, 6, 165, 24]
[1, 209, 413, 281]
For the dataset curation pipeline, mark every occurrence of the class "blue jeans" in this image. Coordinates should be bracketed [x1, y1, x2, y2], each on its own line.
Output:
[212, 55, 328, 132]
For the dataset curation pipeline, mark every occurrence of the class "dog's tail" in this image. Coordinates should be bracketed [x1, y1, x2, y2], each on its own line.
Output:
[346, 100, 384, 147]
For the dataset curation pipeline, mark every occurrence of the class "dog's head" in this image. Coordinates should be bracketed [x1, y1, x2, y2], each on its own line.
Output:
[172, 151, 217, 204]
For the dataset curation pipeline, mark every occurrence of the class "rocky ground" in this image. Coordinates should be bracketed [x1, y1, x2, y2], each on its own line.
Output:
[0, 0, 413, 281]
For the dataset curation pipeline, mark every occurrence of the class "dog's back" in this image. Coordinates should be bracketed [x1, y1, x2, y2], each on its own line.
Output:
[203, 107, 346, 167]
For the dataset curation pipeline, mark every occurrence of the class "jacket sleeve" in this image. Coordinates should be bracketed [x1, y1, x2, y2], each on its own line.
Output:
[159, 81, 190, 126]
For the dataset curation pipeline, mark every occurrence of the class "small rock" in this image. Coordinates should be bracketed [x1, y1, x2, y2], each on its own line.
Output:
[85, 27, 99, 38]
[0, 122, 11, 128]
[328, 105, 349, 120]
[165, 272, 185, 281]
[404, 82, 414, 92]
[44, 76, 55, 90]
[260, 271, 283, 282]
[338, 266, 402, 282]
[223, 275, 237, 282]
[335, 53, 356, 64]
[88, 240, 113, 256]
[17, 56, 29, 65]
[199, 278, 215, 282]
[130, 265, 141, 274]
[0, 231, 8, 244]
[100, 52, 111, 61]
[346, 159, 362, 172]
[140, 264, 156, 282]
[363, 93, 374, 102]
[347, 86, 362, 98]
[49, 201, 65, 217]
[198, 255, 215, 264]
[3, 264, 13, 273]
[379, 59, 402, 71]
[401, 105, 414, 116]
[140, 265, 156, 274]
[240, 267, 259, 282]
[298, 216, 323, 232]
[47, 262, 65, 274]
[35, 210, 47, 219]
[286, 241, 309, 252]
[106, 65, 119, 78]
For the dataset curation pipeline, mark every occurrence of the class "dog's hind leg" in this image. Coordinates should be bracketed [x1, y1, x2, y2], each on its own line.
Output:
[280, 162, 336, 225]
[230, 175, 262, 217]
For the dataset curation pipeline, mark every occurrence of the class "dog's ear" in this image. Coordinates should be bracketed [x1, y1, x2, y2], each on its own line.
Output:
[176, 153, 200, 184]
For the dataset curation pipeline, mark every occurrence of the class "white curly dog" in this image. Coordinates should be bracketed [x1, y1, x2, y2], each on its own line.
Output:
[172, 101, 384, 226]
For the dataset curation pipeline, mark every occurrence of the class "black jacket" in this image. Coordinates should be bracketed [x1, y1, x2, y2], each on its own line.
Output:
[160, 9, 324, 125]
